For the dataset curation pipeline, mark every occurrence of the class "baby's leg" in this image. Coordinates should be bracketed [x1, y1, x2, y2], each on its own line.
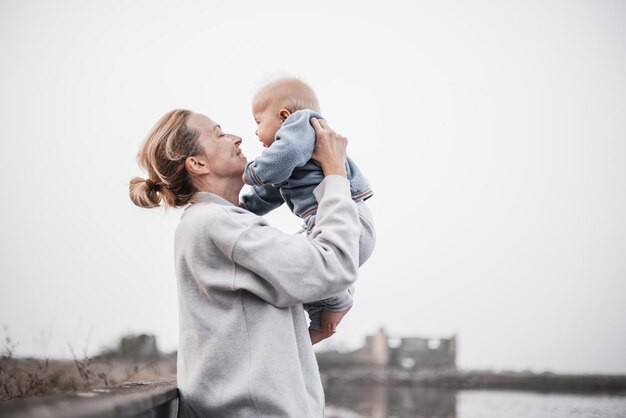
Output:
[309, 329, 332, 345]
[314, 289, 353, 344]
[320, 306, 351, 332]
[356, 201, 376, 266]
[304, 289, 353, 344]
[310, 306, 351, 345]
[302, 206, 374, 344]
[310, 203, 375, 343]
[303, 301, 324, 331]
[303, 302, 333, 344]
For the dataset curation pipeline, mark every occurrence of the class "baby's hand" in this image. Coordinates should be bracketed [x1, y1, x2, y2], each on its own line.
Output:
[242, 172, 248, 184]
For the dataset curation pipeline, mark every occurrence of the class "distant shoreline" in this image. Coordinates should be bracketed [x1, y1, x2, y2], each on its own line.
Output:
[321, 369, 626, 395]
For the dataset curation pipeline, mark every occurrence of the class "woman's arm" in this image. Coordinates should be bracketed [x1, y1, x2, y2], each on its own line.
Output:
[208, 120, 358, 307]
[228, 175, 359, 307]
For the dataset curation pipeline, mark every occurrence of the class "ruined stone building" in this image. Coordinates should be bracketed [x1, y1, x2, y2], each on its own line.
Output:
[390, 333, 457, 371]
[318, 328, 457, 371]
[99, 334, 161, 360]
[120, 334, 160, 359]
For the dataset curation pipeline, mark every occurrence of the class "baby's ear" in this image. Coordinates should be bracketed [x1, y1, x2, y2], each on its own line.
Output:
[278, 109, 291, 121]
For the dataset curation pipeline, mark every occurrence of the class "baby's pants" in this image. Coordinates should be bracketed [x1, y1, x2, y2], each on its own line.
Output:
[303, 201, 376, 331]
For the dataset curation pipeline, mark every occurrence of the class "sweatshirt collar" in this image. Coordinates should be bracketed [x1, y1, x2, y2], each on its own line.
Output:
[190, 191, 236, 207]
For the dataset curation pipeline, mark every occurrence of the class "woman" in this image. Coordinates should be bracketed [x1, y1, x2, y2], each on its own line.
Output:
[129, 109, 361, 417]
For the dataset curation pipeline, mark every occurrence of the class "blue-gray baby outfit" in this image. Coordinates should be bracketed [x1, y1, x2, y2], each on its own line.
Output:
[241, 109, 376, 331]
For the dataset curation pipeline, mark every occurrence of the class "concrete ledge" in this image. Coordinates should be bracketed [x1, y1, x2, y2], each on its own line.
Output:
[0, 378, 178, 418]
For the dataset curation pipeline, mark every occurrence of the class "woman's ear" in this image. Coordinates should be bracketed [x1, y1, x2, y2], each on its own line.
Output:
[185, 156, 210, 175]
[278, 109, 291, 122]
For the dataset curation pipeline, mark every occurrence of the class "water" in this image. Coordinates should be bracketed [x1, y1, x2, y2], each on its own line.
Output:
[324, 385, 626, 418]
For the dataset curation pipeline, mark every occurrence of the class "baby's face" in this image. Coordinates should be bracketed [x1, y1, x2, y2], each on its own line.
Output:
[252, 101, 284, 148]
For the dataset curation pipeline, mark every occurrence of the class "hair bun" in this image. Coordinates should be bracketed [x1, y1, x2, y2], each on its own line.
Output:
[145, 178, 158, 191]
[129, 109, 199, 208]
[129, 176, 162, 208]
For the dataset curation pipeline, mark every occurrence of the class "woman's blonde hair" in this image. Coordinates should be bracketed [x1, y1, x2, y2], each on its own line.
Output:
[129, 109, 202, 208]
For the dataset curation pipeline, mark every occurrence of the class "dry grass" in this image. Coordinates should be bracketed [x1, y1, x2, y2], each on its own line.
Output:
[0, 333, 176, 402]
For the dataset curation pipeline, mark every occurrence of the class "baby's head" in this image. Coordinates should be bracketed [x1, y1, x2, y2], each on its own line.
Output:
[252, 78, 320, 147]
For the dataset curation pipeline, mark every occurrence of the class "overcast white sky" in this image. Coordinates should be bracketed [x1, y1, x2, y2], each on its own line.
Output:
[1, 0, 625, 374]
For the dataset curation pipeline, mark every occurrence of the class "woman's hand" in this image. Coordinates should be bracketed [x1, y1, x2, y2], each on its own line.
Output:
[310, 118, 348, 177]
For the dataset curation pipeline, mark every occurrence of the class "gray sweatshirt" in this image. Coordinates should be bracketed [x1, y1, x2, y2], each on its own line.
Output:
[174, 176, 360, 418]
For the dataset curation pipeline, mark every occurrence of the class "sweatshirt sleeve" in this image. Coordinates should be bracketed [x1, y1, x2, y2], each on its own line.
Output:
[244, 110, 318, 186]
[210, 176, 360, 308]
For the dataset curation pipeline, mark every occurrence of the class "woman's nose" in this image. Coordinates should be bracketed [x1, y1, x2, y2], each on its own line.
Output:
[255, 129, 258, 137]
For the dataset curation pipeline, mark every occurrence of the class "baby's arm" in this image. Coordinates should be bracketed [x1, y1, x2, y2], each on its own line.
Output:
[244, 110, 319, 186]
[240, 184, 284, 216]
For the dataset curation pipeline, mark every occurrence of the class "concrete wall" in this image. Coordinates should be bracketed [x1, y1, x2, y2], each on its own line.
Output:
[0, 379, 178, 418]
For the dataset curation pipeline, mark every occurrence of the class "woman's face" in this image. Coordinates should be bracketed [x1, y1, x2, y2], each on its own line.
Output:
[187, 113, 247, 177]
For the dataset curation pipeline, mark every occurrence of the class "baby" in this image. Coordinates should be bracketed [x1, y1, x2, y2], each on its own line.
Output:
[241, 78, 376, 344]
